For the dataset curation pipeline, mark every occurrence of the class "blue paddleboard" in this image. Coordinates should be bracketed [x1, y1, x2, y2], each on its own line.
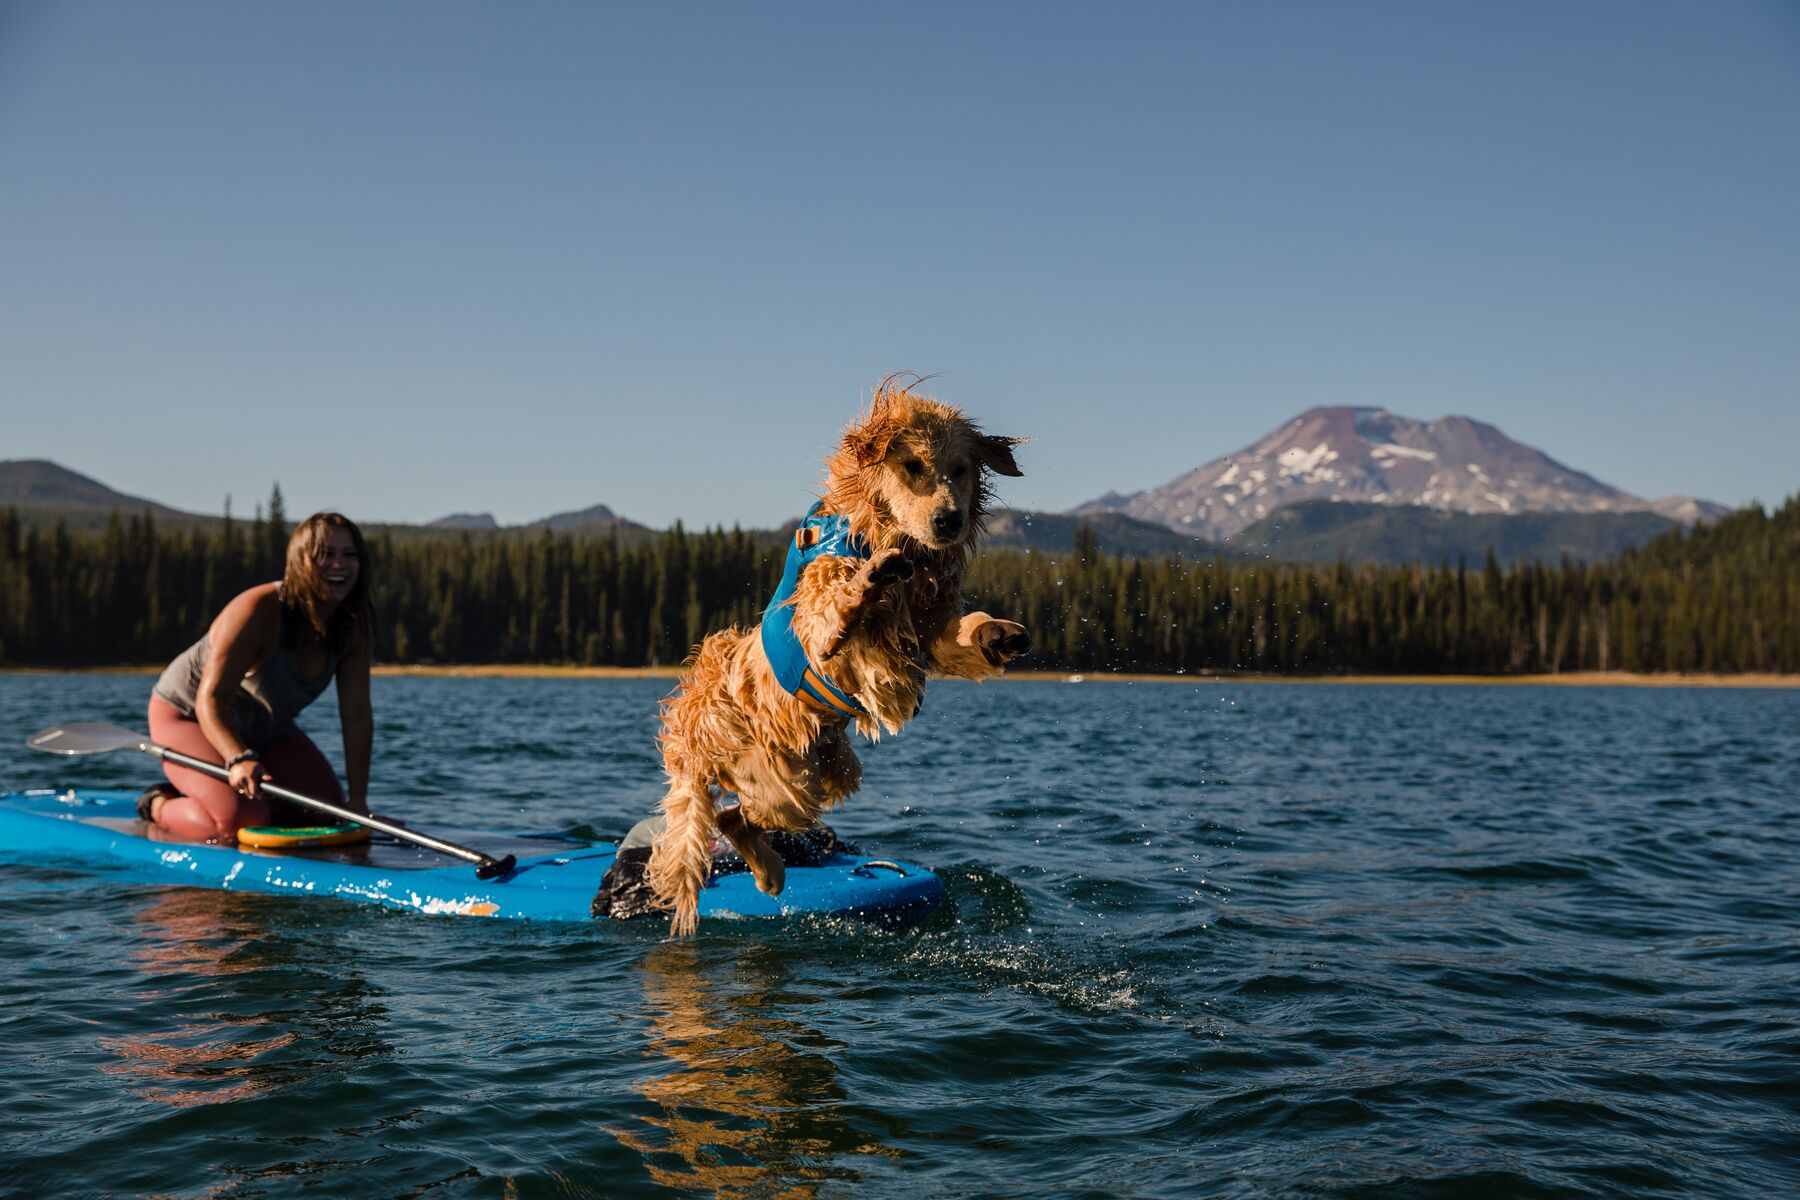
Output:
[0, 789, 942, 926]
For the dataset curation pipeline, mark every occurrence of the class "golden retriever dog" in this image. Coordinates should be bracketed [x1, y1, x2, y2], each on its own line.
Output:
[645, 377, 1030, 935]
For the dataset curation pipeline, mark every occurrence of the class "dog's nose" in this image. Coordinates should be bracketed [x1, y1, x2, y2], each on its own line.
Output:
[932, 509, 963, 538]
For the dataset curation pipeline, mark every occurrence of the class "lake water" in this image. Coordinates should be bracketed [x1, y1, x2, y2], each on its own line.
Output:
[0, 673, 1795, 1198]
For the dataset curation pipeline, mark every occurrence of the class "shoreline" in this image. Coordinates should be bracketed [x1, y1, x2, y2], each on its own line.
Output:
[5, 664, 1797, 688]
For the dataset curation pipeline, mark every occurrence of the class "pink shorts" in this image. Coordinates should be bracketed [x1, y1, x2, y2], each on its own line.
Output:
[148, 696, 344, 827]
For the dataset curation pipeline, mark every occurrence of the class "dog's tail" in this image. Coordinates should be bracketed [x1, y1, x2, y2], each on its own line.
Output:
[646, 773, 716, 937]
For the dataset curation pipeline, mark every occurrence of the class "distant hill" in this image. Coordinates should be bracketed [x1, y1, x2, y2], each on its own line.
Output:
[981, 502, 1679, 565]
[0, 459, 215, 531]
[983, 509, 1231, 559]
[532, 503, 641, 533]
[418, 503, 647, 535]
[425, 512, 500, 530]
[1, 458, 184, 513]
[1231, 501, 1680, 565]
[0, 460, 652, 540]
[1074, 406, 1727, 541]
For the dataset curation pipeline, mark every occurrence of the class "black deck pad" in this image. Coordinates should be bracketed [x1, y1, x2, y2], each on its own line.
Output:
[591, 824, 858, 920]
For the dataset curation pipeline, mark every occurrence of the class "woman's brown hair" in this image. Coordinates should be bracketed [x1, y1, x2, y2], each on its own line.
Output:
[281, 512, 373, 656]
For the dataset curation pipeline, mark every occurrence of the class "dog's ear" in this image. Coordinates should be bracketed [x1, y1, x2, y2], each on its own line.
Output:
[849, 412, 901, 469]
[978, 435, 1025, 477]
[848, 379, 909, 468]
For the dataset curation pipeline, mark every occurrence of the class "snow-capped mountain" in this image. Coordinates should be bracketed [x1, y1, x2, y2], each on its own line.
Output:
[1072, 407, 1726, 542]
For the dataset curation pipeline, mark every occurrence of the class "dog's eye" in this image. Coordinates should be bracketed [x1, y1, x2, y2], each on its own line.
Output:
[903, 459, 926, 477]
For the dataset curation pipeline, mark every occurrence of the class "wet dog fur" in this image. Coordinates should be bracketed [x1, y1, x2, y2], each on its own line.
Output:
[645, 378, 1029, 935]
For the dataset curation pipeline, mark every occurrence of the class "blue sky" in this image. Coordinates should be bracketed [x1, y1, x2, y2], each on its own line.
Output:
[2, 1, 1796, 529]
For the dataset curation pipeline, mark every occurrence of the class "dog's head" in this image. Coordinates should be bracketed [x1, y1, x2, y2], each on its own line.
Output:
[829, 376, 1024, 553]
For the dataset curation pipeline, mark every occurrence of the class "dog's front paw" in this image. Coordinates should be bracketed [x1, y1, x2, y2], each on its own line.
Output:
[973, 619, 1031, 666]
[864, 547, 915, 589]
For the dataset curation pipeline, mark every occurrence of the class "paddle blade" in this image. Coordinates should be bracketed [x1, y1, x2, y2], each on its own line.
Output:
[26, 722, 156, 756]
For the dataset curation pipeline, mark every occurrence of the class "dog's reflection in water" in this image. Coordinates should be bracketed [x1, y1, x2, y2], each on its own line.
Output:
[614, 942, 902, 1198]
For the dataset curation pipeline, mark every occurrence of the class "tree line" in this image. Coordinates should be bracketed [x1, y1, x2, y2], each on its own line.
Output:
[2, 491, 1795, 674]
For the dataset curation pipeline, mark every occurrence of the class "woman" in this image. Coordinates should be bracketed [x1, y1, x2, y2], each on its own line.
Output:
[141, 512, 375, 842]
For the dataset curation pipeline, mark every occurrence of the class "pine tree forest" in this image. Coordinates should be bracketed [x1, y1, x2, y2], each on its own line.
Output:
[2, 494, 1796, 675]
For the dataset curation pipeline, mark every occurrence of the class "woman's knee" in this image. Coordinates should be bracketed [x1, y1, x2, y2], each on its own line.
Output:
[157, 792, 266, 842]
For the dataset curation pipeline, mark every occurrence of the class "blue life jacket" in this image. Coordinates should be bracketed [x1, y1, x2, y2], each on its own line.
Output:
[760, 503, 871, 717]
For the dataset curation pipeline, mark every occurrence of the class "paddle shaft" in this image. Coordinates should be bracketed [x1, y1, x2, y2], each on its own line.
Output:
[155, 744, 516, 879]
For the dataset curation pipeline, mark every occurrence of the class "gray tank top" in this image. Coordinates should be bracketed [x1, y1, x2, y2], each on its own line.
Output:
[152, 601, 337, 746]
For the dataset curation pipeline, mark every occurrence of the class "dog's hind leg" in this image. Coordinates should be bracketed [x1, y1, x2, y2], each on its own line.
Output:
[646, 773, 717, 937]
[716, 803, 785, 898]
[726, 730, 861, 901]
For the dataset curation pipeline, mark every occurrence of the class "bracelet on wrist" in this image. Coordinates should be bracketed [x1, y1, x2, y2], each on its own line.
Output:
[225, 749, 260, 768]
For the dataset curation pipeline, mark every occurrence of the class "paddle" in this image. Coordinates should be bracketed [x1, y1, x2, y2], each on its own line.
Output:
[26, 722, 517, 880]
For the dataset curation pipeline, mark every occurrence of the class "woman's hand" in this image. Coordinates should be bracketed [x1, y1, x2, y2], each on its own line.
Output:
[229, 758, 265, 798]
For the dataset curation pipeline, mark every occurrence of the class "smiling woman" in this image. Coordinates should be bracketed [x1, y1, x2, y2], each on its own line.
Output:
[141, 512, 375, 842]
